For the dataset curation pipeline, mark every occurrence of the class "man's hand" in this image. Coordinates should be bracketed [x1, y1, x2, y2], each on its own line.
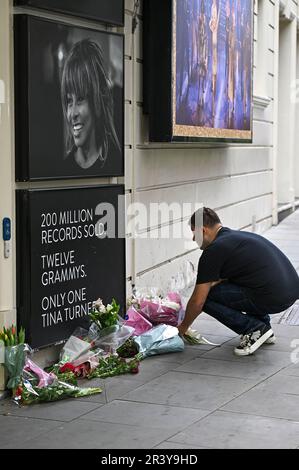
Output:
[178, 323, 188, 337]
[179, 282, 213, 334]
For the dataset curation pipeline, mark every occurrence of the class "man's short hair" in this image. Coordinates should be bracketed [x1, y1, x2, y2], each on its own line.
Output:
[190, 207, 221, 228]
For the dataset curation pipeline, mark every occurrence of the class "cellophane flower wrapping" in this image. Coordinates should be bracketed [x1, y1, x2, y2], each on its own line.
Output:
[89, 322, 135, 354]
[60, 327, 92, 363]
[5, 343, 28, 390]
[23, 358, 56, 388]
[134, 324, 184, 358]
[72, 349, 103, 370]
[0, 340, 4, 364]
[124, 306, 153, 336]
[15, 378, 102, 405]
[132, 291, 184, 327]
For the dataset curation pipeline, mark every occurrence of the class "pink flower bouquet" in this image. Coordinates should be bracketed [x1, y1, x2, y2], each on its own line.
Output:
[124, 306, 153, 336]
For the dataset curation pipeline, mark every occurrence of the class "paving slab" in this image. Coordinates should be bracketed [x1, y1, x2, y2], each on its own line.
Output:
[224, 334, 297, 353]
[0, 397, 102, 422]
[270, 313, 288, 324]
[154, 441, 207, 449]
[122, 371, 256, 411]
[280, 363, 299, 377]
[80, 400, 209, 433]
[268, 323, 299, 338]
[192, 317, 238, 338]
[175, 353, 291, 381]
[19, 420, 177, 449]
[0, 415, 62, 448]
[136, 341, 227, 365]
[199, 344, 293, 368]
[221, 374, 299, 421]
[167, 410, 299, 449]
[77, 359, 188, 404]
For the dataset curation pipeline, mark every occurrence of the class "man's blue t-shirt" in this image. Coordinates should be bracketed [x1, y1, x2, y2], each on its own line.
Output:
[196, 227, 299, 309]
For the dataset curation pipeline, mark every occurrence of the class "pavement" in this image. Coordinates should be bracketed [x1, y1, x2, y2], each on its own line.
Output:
[1, 211, 299, 449]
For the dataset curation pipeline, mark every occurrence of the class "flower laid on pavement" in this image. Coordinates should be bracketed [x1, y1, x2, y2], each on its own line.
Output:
[86, 353, 143, 379]
[116, 337, 139, 358]
[183, 328, 220, 346]
[14, 379, 102, 405]
[23, 358, 56, 388]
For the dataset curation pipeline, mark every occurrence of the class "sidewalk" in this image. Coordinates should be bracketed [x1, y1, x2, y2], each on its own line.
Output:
[1, 212, 299, 449]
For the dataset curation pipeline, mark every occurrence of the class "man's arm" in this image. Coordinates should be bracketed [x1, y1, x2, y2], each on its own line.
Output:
[211, 279, 224, 287]
[178, 282, 213, 336]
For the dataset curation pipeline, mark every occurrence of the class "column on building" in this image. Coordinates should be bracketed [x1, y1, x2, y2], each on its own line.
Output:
[0, 0, 15, 390]
[295, 30, 299, 201]
[277, 9, 297, 206]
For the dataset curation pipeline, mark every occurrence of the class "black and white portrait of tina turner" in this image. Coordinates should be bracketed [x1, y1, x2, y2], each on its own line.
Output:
[61, 38, 122, 173]
[15, 16, 124, 180]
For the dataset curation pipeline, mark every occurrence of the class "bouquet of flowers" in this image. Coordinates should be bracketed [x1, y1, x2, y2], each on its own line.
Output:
[23, 358, 56, 388]
[56, 348, 103, 379]
[89, 298, 134, 353]
[117, 337, 139, 358]
[0, 325, 28, 391]
[60, 327, 94, 364]
[134, 324, 184, 358]
[89, 298, 120, 330]
[123, 306, 153, 336]
[86, 353, 142, 379]
[183, 328, 220, 346]
[128, 290, 184, 327]
[13, 351, 103, 405]
[0, 325, 25, 346]
[14, 378, 102, 405]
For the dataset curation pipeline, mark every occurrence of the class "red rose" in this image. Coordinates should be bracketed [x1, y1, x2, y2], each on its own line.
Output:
[59, 362, 75, 373]
[15, 386, 23, 396]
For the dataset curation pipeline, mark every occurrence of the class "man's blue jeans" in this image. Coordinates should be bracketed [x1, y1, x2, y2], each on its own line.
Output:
[203, 282, 272, 335]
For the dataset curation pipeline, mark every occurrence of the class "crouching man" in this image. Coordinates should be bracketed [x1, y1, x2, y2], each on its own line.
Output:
[178, 208, 299, 356]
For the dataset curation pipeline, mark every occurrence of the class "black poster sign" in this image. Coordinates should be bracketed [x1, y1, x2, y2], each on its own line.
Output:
[14, 0, 124, 26]
[15, 15, 124, 181]
[16, 185, 125, 349]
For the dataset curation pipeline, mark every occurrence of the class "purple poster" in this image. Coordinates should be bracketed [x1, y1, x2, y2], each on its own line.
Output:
[173, 0, 253, 140]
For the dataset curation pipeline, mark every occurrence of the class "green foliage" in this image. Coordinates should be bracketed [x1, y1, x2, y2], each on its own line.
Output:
[18, 381, 102, 405]
[116, 338, 139, 358]
[87, 354, 142, 379]
[89, 298, 120, 330]
[0, 325, 25, 347]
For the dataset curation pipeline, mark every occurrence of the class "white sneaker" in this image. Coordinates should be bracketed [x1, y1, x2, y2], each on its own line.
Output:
[234, 326, 274, 356]
[264, 333, 276, 344]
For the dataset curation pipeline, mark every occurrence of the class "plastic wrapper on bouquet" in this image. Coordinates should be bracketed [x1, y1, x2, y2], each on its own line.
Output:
[134, 324, 184, 358]
[14, 377, 102, 405]
[131, 288, 185, 327]
[89, 322, 135, 354]
[124, 306, 153, 336]
[5, 343, 32, 390]
[23, 358, 56, 388]
[60, 327, 94, 363]
[13, 357, 103, 405]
